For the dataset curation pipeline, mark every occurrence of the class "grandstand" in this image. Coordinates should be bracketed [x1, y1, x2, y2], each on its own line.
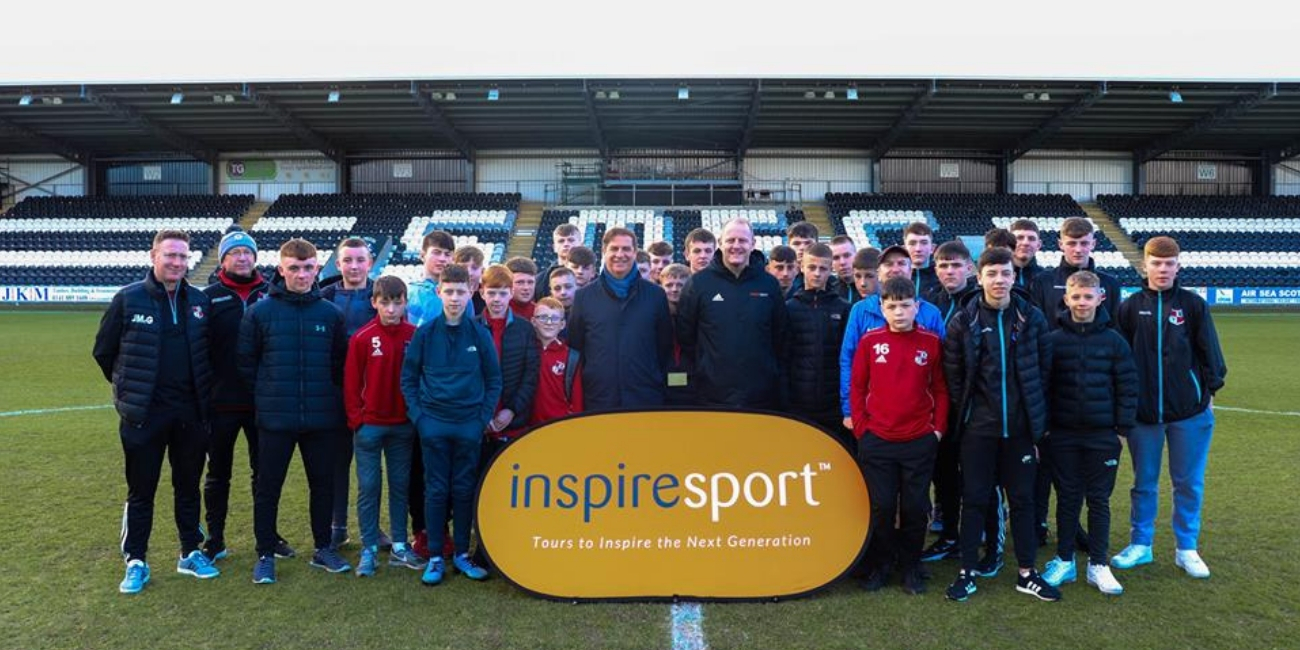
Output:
[1100, 195, 1300, 287]
[2, 76, 1300, 305]
[0, 195, 251, 287]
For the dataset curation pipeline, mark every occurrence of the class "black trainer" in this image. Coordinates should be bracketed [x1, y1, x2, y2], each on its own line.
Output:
[901, 566, 927, 595]
[973, 553, 1004, 578]
[858, 565, 891, 592]
[921, 538, 959, 562]
[272, 538, 296, 559]
[1016, 569, 1062, 602]
[202, 540, 229, 562]
[945, 570, 977, 602]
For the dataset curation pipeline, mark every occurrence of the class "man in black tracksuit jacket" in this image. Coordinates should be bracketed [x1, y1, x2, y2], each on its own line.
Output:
[677, 223, 788, 410]
[1045, 303, 1137, 572]
[568, 228, 674, 411]
[237, 243, 349, 575]
[200, 232, 290, 560]
[784, 264, 851, 446]
[1115, 262, 1226, 566]
[942, 248, 1056, 601]
[93, 231, 214, 589]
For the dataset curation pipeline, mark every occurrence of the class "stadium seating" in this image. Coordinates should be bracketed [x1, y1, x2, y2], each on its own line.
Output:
[1100, 196, 1300, 287]
[823, 193, 1137, 284]
[258, 193, 519, 274]
[0, 196, 247, 287]
[531, 207, 803, 267]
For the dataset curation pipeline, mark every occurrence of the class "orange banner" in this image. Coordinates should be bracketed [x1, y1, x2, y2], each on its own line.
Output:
[476, 410, 871, 600]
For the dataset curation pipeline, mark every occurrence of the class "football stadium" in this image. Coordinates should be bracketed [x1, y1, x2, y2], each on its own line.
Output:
[2, 6, 1298, 649]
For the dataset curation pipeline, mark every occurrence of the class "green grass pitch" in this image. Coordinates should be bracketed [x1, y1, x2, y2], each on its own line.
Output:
[0, 310, 1296, 650]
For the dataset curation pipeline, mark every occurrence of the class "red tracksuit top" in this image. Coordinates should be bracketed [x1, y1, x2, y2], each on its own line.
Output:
[850, 325, 949, 442]
[344, 317, 417, 431]
[529, 338, 583, 425]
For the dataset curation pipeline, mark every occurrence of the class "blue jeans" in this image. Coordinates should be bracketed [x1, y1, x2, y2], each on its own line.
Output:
[1127, 406, 1215, 551]
[354, 423, 415, 549]
[417, 417, 483, 556]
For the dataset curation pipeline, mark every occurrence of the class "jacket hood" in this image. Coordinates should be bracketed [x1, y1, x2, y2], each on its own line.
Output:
[792, 282, 841, 303]
[1055, 256, 1098, 274]
[1056, 302, 1113, 333]
[319, 275, 373, 292]
[268, 277, 322, 303]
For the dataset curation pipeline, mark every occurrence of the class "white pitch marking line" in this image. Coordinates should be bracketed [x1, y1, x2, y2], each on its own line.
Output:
[0, 404, 113, 418]
[670, 602, 707, 650]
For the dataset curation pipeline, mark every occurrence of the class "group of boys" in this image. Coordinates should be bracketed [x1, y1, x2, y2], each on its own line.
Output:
[97, 228, 583, 593]
[96, 214, 1225, 604]
[844, 218, 1225, 605]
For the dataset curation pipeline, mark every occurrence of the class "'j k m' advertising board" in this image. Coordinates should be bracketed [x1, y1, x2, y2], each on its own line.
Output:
[476, 411, 871, 601]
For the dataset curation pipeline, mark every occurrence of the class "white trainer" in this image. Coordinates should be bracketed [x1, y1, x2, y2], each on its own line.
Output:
[1175, 550, 1210, 579]
[1086, 563, 1124, 595]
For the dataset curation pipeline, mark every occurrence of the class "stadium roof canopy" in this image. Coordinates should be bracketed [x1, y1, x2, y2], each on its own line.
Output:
[2, 78, 1299, 163]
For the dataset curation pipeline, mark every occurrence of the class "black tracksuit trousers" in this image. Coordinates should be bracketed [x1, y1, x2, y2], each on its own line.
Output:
[859, 432, 939, 571]
[203, 410, 273, 546]
[254, 428, 335, 557]
[1049, 432, 1121, 565]
[119, 411, 209, 562]
[960, 431, 1039, 571]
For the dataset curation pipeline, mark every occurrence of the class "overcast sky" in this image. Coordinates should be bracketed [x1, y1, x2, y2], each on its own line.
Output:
[4, 0, 1294, 84]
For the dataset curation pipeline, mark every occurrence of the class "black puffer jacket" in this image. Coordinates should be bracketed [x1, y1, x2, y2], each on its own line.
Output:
[784, 284, 850, 422]
[93, 272, 214, 425]
[943, 294, 1051, 441]
[203, 271, 270, 410]
[1029, 257, 1121, 331]
[1117, 283, 1227, 424]
[676, 249, 788, 409]
[1047, 308, 1138, 434]
[477, 309, 540, 429]
[1015, 257, 1044, 290]
[237, 280, 348, 432]
[924, 278, 981, 327]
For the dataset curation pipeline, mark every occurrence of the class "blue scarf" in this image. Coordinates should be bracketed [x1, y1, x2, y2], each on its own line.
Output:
[601, 268, 638, 300]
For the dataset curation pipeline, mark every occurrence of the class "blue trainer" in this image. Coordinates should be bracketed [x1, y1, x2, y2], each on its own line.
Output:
[177, 550, 221, 579]
[119, 560, 150, 594]
[1111, 544, 1153, 570]
[388, 544, 424, 570]
[310, 548, 353, 574]
[422, 557, 445, 585]
[356, 546, 378, 577]
[252, 556, 277, 584]
[1042, 557, 1077, 586]
[452, 552, 489, 581]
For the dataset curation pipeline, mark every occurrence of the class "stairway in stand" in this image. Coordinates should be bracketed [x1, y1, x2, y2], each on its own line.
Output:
[800, 202, 834, 239]
[506, 201, 545, 260]
[1082, 201, 1143, 276]
[188, 200, 270, 284]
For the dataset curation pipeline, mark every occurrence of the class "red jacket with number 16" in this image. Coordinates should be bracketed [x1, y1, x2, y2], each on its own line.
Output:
[850, 326, 949, 442]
